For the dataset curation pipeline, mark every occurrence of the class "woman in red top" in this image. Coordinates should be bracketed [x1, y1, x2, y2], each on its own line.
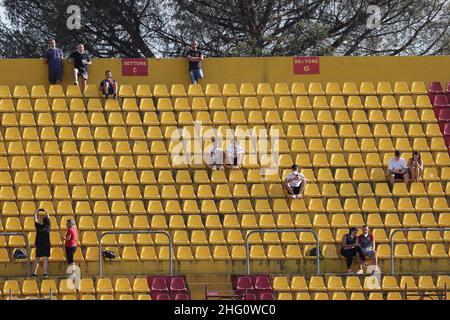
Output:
[65, 219, 78, 267]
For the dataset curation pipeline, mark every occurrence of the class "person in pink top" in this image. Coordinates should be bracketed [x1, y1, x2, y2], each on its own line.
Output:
[65, 219, 78, 267]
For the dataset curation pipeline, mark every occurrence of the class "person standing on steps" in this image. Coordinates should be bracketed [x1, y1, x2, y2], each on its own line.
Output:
[65, 219, 78, 271]
[44, 39, 64, 85]
[32, 209, 51, 277]
[186, 40, 204, 84]
[69, 44, 92, 94]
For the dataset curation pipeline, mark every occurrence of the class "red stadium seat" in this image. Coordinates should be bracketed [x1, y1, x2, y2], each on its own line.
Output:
[154, 293, 171, 300]
[434, 95, 449, 118]
[439, 109, 450, 131]
[174, 293, 190, 300]
[242, 293, 257, 300]
[234, 276, 254, 293]
[446, 82, 450, 101]
[444, 123, 450, 136]
[429, 81, 444, 103]
[170, 277, 187, 292]
[253, 275, 272, 291]
[258, 292, 275, 300]
[150, 277, 169, 293]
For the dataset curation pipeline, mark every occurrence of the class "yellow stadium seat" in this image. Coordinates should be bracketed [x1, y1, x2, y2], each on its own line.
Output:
[360, 82, 376, 95]
[327, 276, 345, 291]
[274, 83, 290, 95]
[377, 82, 393, 95]
[394, 81, 410, 95]
[291, 83, 307, 96]
[257, 83, 273, 96]
[342, 82, 358, 95]
[240, 83, 256, 96]
[153, 84, 170, 97]
[309, 276, 326, 291]
[308, 82, 324, 95]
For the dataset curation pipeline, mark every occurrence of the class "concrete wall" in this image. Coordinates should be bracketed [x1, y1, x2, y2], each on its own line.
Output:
[0, 56, 448, 89]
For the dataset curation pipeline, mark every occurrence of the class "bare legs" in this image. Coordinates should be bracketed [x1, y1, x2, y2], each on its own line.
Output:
[409, 166, 422, 182]
[389, 172, 410, 188]
[73, 68, 87, 93]
[32, 257, 48, 276]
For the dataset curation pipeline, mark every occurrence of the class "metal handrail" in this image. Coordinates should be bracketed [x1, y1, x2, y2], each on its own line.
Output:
[245, 229, 320, 275]
[390, 228, 450, 274]
[0, 232, 30, 277]
[98, 230, 173, 277]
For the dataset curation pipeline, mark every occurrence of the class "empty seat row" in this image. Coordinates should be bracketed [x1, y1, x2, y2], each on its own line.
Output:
[272, 274, 449, 292]
[0, 81, 432, 100]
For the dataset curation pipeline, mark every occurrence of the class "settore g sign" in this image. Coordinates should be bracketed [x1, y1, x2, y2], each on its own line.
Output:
[293, 56, 320, 74]
[122, 58, 148, 76]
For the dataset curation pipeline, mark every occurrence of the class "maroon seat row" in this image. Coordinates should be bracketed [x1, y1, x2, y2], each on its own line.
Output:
[232, 275, 274, 300]
[147, 275, 189, 300]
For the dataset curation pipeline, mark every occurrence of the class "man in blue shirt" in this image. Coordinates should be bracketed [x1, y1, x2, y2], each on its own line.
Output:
[44, 39, 64, 84]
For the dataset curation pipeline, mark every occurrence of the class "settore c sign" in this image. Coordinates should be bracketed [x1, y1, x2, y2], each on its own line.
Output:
[122, 58, 148, 76]
[293, 56, 320, 75]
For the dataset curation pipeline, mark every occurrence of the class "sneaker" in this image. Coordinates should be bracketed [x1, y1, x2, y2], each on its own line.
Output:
[43, 273, 48, 278]
[32, 273, 37, 277]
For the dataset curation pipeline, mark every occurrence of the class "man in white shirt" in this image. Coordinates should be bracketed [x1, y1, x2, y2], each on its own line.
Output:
[226, 138, 244, 168]
[388, 150, 409, 187]
[205, 137, 224, 170]
[283, 164, 308, 198]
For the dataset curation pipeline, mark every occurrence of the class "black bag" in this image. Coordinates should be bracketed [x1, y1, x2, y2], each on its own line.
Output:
[102, 250, 116, 261]
[13, 249, 27, 260]
[308, 247, 322, 257]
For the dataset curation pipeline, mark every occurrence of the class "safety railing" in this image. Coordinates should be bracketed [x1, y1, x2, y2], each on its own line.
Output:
[98, 230, 173, 277]
[390, 227, 450, 274]
[0, 232, 30, 277]
[245, 229, 320, 275]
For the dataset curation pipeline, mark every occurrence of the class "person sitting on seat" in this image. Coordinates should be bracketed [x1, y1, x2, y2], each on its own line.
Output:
[340, 227, 365, 273]
[206, 137, 224, 170]
[408, 150, 423, 182]
[388, 150, 409, 187]
[99, 70, 118, 99]
[283, 164, 308, 199]
[226, 137, 244, 168]
[358, 225, 377, 268]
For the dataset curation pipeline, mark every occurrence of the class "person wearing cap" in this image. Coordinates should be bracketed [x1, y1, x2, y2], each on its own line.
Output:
[340, 227, 365, 273]
[388, 150, 409, 187]
[283, 164, 308, 199]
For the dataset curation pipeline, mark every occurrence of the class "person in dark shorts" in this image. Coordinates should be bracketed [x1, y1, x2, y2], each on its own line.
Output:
[65, 219, 78, 269]
[99, 70, 118, 99]
[283, 164, 308, 198]
[44, 39, 64, 84]
[388, 150, 409, 187]
[32, 209, 51, 277]
[340, 227, 365, 273]
[186, 40, 204, 84]
[69, 44, 92, 93]
[358, 225, 377, 267]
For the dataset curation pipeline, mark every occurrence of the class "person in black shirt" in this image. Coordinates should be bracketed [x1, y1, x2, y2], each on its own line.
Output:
[340, 227, 365, 273]
[186, 40, 204, 84]
[32, 209, 51, 277]
[69, 44, 92, 93]
[99, 70, 118, 99]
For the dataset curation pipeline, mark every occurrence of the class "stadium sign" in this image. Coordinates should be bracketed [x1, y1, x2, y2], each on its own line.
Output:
[293, 56, 320, 74]
[122, 58, 148, 76]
